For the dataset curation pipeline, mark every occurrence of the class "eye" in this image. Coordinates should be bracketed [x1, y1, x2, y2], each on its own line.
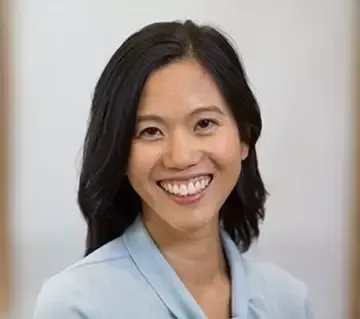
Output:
[137, 127, 163, 140]
[195, 119, 218, 133]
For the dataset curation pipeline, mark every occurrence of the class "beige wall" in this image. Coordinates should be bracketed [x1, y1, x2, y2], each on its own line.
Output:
[0, 0, 10, 314]
[352, 7, 360, 318]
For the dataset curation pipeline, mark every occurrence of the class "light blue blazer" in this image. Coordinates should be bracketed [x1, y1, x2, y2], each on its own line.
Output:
[33, 217, 313, 318]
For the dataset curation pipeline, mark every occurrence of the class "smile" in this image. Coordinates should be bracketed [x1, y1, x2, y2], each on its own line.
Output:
[158, 175, 213, 197]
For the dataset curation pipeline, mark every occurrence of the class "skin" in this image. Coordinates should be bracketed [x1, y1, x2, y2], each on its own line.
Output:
[127, 58, 249, 318]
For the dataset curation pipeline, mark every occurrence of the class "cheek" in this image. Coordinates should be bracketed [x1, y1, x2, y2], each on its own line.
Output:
[127, 143, 162, 184]
[208, 127, 242, 167]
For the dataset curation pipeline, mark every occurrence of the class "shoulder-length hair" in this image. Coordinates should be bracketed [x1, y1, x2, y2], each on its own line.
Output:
[78, 20, 267, 256]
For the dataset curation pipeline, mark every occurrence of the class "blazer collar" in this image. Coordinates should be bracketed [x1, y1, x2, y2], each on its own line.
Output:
[122, 217, 253, 319]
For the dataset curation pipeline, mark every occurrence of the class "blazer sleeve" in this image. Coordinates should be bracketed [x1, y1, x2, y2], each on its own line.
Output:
[33, 274, 90, 319]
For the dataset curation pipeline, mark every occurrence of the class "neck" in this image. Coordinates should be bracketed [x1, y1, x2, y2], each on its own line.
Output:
[143, 215, 228, 286]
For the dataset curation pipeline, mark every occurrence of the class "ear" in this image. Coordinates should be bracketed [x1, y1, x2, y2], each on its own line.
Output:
[240, 142, 249, 161]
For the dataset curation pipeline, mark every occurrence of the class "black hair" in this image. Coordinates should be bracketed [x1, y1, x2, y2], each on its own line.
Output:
[78, 20, 267, 256]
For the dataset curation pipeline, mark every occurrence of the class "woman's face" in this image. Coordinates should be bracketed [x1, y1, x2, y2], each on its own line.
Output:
[127, 59, 248, 234]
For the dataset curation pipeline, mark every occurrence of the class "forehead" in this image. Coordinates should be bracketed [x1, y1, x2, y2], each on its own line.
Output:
[139, 59, 227, 115]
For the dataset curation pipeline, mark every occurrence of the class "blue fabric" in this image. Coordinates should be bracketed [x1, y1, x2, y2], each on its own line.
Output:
[33, 217, 313, 318]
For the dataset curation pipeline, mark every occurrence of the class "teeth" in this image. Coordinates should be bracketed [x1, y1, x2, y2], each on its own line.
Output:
[160, 176, 212, 197]
[195, 181, 201, 191]
[173, 184, 179, 194]
[168, 184, 174, 193]
[180, 184, 187, 196]
[187, 182, 196, 195]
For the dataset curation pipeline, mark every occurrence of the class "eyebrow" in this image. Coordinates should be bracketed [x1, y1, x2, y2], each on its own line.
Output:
[136, 105, 225, 124]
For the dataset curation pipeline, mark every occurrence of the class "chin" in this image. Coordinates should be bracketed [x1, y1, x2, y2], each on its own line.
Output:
[165, 210, 218, 234]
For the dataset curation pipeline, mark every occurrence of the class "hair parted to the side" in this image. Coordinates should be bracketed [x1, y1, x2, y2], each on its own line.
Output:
[78, 20, 267, 256]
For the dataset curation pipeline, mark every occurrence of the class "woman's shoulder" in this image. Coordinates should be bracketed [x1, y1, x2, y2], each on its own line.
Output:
[244, 257, 307, 294]
[33, 237, 141, 318]
[242, 256, 313, 318]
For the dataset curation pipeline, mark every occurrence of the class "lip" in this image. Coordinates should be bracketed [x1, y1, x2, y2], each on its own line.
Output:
[168, 189, 208, 205]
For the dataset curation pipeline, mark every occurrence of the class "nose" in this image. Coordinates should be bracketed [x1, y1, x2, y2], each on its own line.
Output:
[163, 132, 202, 170]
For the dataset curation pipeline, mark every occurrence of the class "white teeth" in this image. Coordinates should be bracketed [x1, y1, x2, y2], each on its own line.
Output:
[195, 181, 201, 192]
[180, 184, 187, 196]
[160, 176, 212, 197]
[187, 182, 196, 195]
[173, 184, 179, 194]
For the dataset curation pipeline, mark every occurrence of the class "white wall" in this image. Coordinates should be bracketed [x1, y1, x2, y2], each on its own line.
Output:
[8, 0, 356, 318]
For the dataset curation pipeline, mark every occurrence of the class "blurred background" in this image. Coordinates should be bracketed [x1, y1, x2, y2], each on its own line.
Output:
[0, 0, 358, 318]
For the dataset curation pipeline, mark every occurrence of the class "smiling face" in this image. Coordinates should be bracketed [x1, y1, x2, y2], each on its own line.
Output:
[127, 59, 248, 235]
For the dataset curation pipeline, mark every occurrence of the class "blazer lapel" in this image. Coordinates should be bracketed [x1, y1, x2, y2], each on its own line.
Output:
[221, 230, 250, 319]
[221, 231, 270, 319]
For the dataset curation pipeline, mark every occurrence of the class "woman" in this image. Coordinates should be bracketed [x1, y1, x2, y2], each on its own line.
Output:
[34, 20, 313, 318]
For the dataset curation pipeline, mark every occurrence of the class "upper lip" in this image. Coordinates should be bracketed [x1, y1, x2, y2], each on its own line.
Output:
[157, 173, 213, 183]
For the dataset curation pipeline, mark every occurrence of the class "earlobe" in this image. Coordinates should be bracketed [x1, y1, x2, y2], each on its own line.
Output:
[240, 143, 249, 160]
